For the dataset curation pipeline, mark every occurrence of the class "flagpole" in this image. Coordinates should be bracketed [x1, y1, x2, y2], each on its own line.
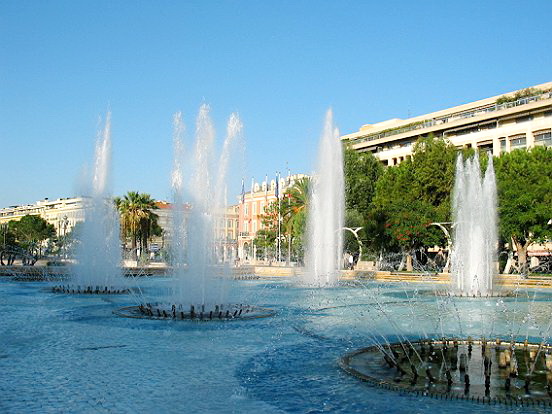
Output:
[287, 186, 291, 266]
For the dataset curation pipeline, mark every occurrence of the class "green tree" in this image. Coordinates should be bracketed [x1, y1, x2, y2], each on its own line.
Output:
[343, 147, 385, 258]
[253, 200, 279, 260]
[495, 146, 552, 274]
[1, 223, 16, 247]
[343, 148, 384, 215]
[373, 160, 442, 269]
[8, 215, 56, 254]
[282, 177, 310, 261]
[410, 135, 457, 221]
[114, 191, 159, 257]
[371, 135, 455, 269]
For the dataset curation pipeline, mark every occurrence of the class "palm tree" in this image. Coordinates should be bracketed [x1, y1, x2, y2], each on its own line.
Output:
[282, 177, 310, 261]
[114, 192, 159, 258]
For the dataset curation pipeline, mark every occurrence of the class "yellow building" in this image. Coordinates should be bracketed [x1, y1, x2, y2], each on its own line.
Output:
[214, 204, 239, 262]
[342, 82, 552, 165]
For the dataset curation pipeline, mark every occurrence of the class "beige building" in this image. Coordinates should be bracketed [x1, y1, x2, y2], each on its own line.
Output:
[0, 197, 87, 236]
[150, 201, 238, 262]
[341, 82, 552, 165]
[214, 204, 239, 262]
[237, 174, 307, 261]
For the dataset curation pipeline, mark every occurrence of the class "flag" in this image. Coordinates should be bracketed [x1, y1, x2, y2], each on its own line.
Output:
[241, 178, 245, 204]
[264, 174, 268, 202]
[251, 177, 255, 196]
[275, 172, 280, 198]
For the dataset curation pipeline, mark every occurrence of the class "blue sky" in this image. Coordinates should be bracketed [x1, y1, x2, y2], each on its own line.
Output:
[1, 0, 551, 207]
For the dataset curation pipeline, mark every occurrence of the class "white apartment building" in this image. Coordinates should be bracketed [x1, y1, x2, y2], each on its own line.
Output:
[341, 82, 552, 165]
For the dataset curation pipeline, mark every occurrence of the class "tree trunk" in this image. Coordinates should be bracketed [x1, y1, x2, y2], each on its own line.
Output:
[132, 235, 137, 260]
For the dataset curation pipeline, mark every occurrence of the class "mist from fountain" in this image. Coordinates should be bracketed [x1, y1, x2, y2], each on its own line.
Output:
[170, 106, 243, 306]
[73, 113, 124, 288]
[450, 153, 498, 296]
[303, 109, 345, 286]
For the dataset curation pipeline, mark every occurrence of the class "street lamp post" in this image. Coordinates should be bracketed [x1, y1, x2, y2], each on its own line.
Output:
[343, 227, 364, 266]
[429, 222, 453, 273]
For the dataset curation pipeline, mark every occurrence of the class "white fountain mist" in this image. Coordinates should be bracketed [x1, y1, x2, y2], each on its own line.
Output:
[170, 106, 243, 307]
[304, 109, 345, 286]
[450, 153, 498, 296]
[70, 113, 124, 291]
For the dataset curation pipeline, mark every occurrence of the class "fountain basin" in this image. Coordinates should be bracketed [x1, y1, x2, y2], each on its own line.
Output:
[426, 289, 515, 298]
[51, 285, 131, 295]
[114, 303, 275, 321]
[340, 338, 552, 407]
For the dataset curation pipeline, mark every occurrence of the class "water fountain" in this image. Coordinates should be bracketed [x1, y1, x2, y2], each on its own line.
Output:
[303, 109, 344, 286]
[52, 113, 128, 294]
[340, 338, 552, 406]
[337, 152, 552, 406]
[450, 153, 498, 297]
[116, 105, 273, 320]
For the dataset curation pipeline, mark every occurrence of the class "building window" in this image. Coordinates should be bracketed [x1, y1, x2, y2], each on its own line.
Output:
[478, 142, 493, 154]
[244, 204, 248, 216]
[499, 138, 507, 153]
[253, 203, 257, 215]
[510, 135, 527, 150]
[515, 115, 533, 123]
[252, 221, 257, 233]
[244, 221, 249, 232]
[534, 130, 552, 147]
[261, 202, 265, 213]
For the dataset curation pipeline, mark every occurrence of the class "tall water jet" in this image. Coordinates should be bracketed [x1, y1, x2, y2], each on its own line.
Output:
[170, 111, 188, 302]
[116, 106, 274, 320]
[304, 109, 345, 286]
[171, 106, 243, 306]
[68, 113, 124, 292]
[450, 153, 498, 296]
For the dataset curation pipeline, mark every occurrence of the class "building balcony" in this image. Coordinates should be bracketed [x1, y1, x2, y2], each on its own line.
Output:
[348, 90, 552, 145]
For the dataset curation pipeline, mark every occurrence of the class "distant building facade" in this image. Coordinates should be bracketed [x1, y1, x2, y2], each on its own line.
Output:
[0, 197, 87, 236]
[237, 174, 307, 261]
[341, 82, 552, 165]
[149, 201, 238, 262]
[0, 197, 240, 262]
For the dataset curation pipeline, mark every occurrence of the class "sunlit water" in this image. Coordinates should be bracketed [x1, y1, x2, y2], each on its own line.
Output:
[74, 113, 124, 288]
[1, 276, 549, 413]
[170, 107, 243, 306]
[451, 153, 497, 296]
[304, 109, 345, 286]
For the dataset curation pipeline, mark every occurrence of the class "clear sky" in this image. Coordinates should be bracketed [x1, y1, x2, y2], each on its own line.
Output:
[1, 0, 551, 207]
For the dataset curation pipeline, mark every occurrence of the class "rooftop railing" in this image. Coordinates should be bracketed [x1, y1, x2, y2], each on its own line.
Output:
[349, 91, 552, 145]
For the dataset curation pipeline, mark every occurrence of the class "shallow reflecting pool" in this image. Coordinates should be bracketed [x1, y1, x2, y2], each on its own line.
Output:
[1, 277, 550, 413]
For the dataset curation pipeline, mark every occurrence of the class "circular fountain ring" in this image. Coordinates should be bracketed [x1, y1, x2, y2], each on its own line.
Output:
[113, 303, 275, 321]
[340, 338, 552, 407]
[51, 285, 132, 295]
[422, 290, 516, 298]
